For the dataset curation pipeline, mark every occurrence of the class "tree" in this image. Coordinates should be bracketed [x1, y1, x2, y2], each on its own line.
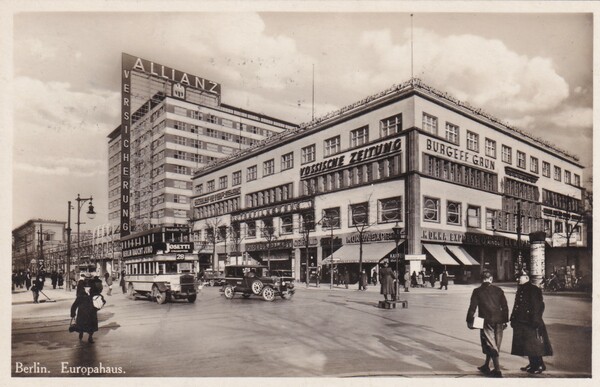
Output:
[300, 212, 315, 287]
[349, 198, 374, 275]
[261, 219, 277, 271]
[229, 222, 244, 265]
[204, 218, 223, 271]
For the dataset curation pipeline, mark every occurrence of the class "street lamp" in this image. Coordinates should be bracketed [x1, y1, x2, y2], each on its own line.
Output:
[392, 222, 403, 300]
[73, 194, 96, 271]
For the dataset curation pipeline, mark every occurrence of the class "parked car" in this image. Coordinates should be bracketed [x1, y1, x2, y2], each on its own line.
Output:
[221, 264, 295, 302]
[202, 270, 225, 287]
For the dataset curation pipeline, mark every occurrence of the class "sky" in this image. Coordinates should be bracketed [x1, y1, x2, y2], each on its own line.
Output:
[5, 6, 594, 232]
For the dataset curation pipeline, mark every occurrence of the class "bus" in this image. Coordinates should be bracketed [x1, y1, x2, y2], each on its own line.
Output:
[122, 226, 200, 304]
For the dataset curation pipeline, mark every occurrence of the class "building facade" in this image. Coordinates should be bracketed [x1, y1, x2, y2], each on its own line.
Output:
[12, 219, 67, 274]
[189, 79, 588, 283]
[108, 54, 298, 236]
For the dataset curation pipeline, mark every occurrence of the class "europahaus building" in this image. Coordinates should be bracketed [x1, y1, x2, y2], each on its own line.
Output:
[187, 79, 588, 284]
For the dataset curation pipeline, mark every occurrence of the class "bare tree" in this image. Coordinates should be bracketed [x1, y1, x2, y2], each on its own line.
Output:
[261, 219, 277, 271]
[204, 218, 223, 271]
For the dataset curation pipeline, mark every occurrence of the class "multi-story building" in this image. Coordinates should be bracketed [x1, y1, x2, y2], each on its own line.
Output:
[12, 219, 66, 273]
[108, 54, 298, 235]
[190, 79, 588, 283]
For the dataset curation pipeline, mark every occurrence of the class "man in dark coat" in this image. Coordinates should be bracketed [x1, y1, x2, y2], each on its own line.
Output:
[51, 270, 58, 289]
[440, 270, 449, 290]
[467, 270, 508, 378]
[429, 268, 436, 288]
[25, 271, 32, 291]
[379, 261, 396, 301]
[510, 271, 553, 374]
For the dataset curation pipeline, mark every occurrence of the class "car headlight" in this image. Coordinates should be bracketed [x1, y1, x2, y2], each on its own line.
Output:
[282, 281, 286, 286]
[288, 282, 294, 289]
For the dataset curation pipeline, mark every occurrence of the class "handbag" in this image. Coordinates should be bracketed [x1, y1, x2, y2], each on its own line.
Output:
[68, 317, 78, 333]
[92, 294, 105, 310]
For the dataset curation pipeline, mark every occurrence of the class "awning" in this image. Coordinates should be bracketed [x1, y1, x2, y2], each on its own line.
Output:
[423, 244, 460, 266]
[321, 242, 398, 264]
[446, 245, 480, 266]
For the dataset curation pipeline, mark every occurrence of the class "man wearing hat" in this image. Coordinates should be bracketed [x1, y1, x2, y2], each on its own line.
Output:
[466, 270, 509, 378]
[379, 261, 396, 301]
[510, 270, 553, 374]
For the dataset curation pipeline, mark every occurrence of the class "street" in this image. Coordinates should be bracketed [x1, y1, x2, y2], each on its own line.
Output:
[11, 282, 592, 378]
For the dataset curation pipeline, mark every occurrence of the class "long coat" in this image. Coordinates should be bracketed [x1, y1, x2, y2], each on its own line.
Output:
[379, 266, 396, 295]
[71, 294, 100, 334]
[510, 281, 553, 357]
[466, 282, 509, 325]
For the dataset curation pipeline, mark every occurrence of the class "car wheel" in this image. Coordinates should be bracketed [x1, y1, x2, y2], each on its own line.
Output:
[242, 293, 251, 298]
[262, 286, 275, 302]
[251, 280, 264, 295]
[224, 285, 235, 299]
[127, 283, 136, 300]
[281, 291, 294, 300]
[187, 295, 197, 303]
[153, 285, 167, 304]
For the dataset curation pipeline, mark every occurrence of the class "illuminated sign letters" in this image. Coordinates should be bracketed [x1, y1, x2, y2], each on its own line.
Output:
[425, 138, 495, 171]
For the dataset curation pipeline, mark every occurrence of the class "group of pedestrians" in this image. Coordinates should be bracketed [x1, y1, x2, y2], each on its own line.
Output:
[11, 270, 33, 291]
[467, 270, 552, 378]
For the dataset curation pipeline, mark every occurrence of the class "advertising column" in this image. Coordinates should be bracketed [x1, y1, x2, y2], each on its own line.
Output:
[529, 231, 546, 287]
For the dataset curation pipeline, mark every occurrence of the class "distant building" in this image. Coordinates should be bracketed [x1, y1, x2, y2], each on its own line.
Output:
[190, 79, 588, 283]
[12, 219, 66, 273]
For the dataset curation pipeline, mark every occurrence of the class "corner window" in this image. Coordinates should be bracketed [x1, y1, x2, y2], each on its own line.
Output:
[446, 201, 462, 225]
[422, 113, 438, 135]
[467, 206, 481, 228]
[423, 197, 440, 222]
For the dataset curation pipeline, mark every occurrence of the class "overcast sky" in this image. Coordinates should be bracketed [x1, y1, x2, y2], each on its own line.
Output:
[7, 8, 594, 231]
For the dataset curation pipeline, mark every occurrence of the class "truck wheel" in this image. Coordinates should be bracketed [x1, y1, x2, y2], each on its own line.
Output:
[224, 285, 235, 299]
[262, 286, 275, 302]
[251, 280, 263, 295]
[127, 283, 136, 300]
[153, 285, 167, 304]
[187, 295, 197, 303]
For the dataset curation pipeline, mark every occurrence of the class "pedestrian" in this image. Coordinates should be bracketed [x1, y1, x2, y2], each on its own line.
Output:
[359, 269, 368, 291]
[316, 266, 321, 287]
[25, 271, 32, 291]
[18, 271, 24, 288]
[58, 271, 64, 289]
[12, 272, 17, 291]
[371, 267, 378, 286]
[411, 271, 417, 287]
[379, 261, 396, 301]
[31, 275, 44, 304]
[343, 269, 349, 289]
[120, 270, 127, 293]
[70, 280, 104, 344]
[429, 268, 436, 288]
[510, 271, 553, 374]
[104, 272, 113, 296]
[440, 270, 449, 290]
[403, 270, 410, 292]
[466, 270, 509, 378]
[50, 270, 58, 289]
[417, 271, 424, 288]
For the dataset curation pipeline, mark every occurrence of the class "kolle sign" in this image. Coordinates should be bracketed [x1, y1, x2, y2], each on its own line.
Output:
[194, 187, 241, 206]
[245, 239, 294, 252]
[231, 200, 313, 222]
[345, 231, 398, 244]
[300, 138, 402, 178]
[421, 228, 529, 248]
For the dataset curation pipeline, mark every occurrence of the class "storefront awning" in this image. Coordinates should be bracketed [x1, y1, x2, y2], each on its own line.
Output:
[423, 244, 460, 266]
[321, 242, 398, 264]
[446, 245, 480, 266]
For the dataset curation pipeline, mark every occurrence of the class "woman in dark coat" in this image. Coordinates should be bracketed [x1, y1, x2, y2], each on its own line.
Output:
[25, 271, 32, 291]
[411, 271, 417, 287]
[379, 261, 396, 301]
[510, 272, 553, 374]
[71, 281, 101, 343]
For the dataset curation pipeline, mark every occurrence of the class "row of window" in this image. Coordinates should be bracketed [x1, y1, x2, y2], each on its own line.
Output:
[423, 155, 498, 193]
[422, 112, 581, 186]
[504, 178, 540, 202]
[542, 189, 582, 212]
[246, 183, 293, 208]
[194, 197, 241, 220]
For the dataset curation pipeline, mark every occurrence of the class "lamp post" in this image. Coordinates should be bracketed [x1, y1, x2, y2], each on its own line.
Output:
[392, 222, 403, 299]
[327, 215, 334, 290]
[75, 194, 96, 269]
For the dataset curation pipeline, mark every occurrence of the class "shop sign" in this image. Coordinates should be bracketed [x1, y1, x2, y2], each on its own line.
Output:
[346, 231, 397, 244]
[194, 187, 241, 206]
[542, 207, 581, 221]
[122, 245, 155, 258]
[293, 237, 318, 248]
[164, 226, 189, 233]
[300, 138, 402, 178]
[424, 138, 495, 171]
[421, 228, 527, 248]
[165, 243, 194, 253]
[232, 200, 312, 222]
[245, 239, 294, 252]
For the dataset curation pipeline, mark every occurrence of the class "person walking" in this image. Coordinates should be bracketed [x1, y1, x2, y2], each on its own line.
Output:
[440, 270, 449, 290]
[120, 270, 127, 294]
[25, 271, 32, 291]
[104, 272, 113, 296]
[411, 271, 417, 288]
[343, 269, 349, 289]
[51, 270, 58, 289]
[358, 269, 368, 291]
[31, 274, 44, 304]
[403, 270, 410, 292]
[429, 268, 436, 288]
[466, 270, 509, 378]
[510, 271, 553, 374]
[417, 271, 424, 288]
[58, 271, 64, 289]
[379, 261, 396, 301]
[70, 280, 104, 344]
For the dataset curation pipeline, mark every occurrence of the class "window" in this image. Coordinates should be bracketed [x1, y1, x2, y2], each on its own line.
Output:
[554, 221, 563, 234]
[517, 151, 526, 169]
[486, 209, 497, 230]
[207, 180, 215, 192]
[423, 197, 440, 222]
[349, 202, 369, 226]
[281, 216, 293, 234]
[174, 165, 188, 175]
[554, 166, 561, 181]
[194, 184, 203, 194]
[247, 165, 257, 181]
[542, 161, 551, 177]
[530, 157, 539, 173]
[378, 197, 402, 223]
[246, 221, 256, 238]
[324, 136, 341, 156]
[466, 131, 479, 152]
[574, 174, 581, 187]
[544, 219, 552, 237]
[422, 113, 438, 135]
[281, 152, 294, 171]
[350, 126, 369, 148]
[467, 206, 481, 228]
[301, 144, 316, 164]
[173, 195, 187, 204]
[446, 201, 462, 225]
[173, 209, 187, 218]
[232, 171, 242, 186]
[445, 123, 459, 144]
[219, 176, 228, 190]
[300, 212, 315, 232]
[263, 159, 275, 176]
[484, 138, 496, 158]
[564, 170, 571, 184]
[501, 145, 512, 164]
[380, 114, 402, 137]
[322, 207, 341, 229]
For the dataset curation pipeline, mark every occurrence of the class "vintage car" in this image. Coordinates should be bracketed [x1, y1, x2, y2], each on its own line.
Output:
[201, 270, 225, 287]
[222, 264, 295, 302]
